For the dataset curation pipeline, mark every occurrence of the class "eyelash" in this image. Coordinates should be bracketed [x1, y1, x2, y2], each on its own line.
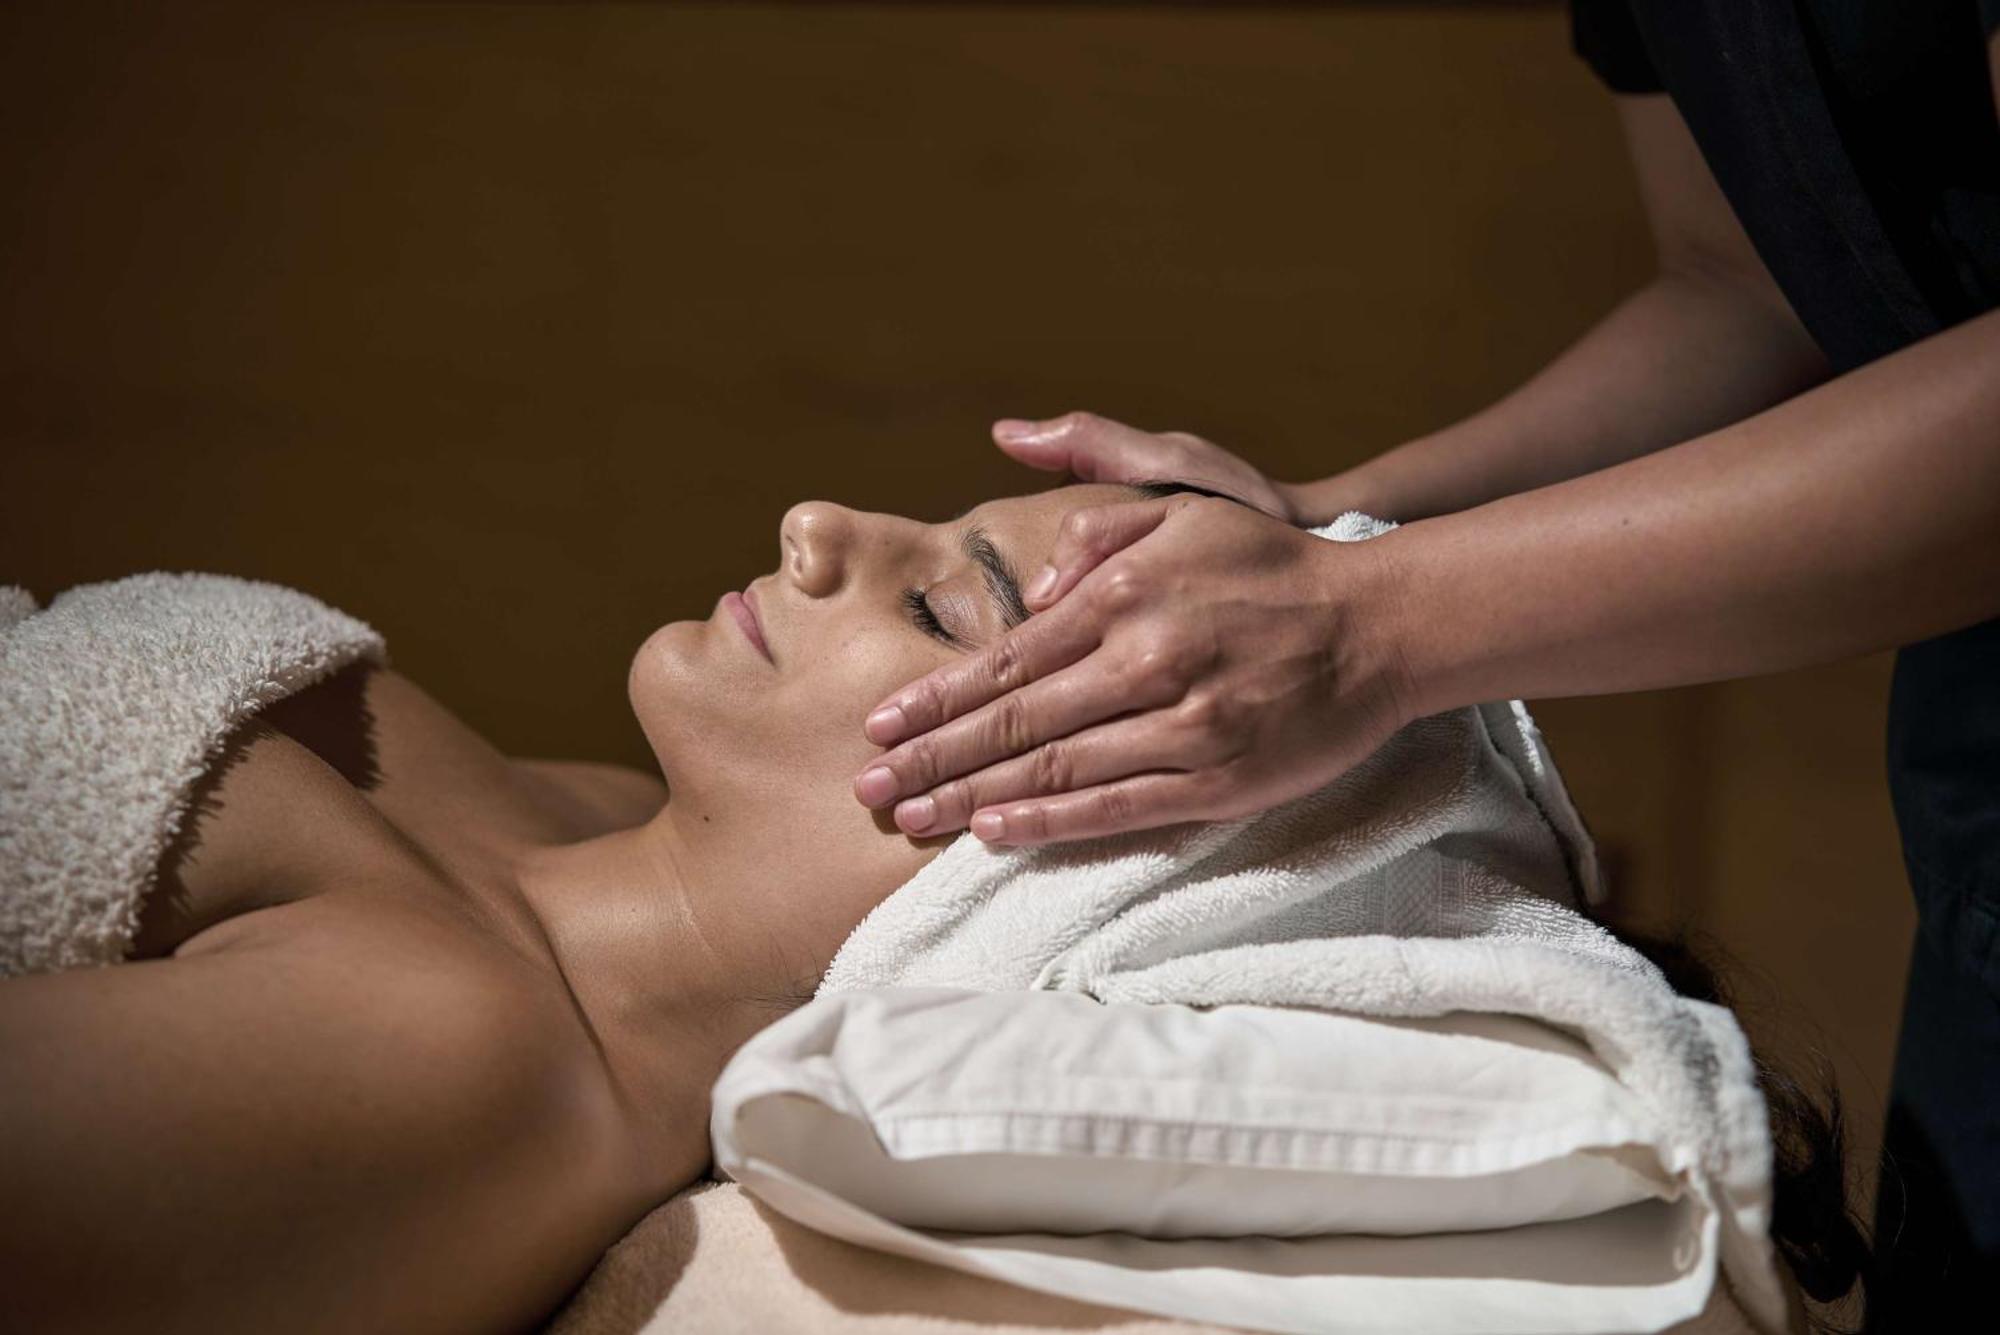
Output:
[901, 586, 959, 646]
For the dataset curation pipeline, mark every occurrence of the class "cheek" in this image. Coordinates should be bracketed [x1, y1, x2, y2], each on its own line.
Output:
[783, 627, 948, 778]
[630, 616, 949, 799]
[631, 617, 953, 923]
[733, 629, 955, 905]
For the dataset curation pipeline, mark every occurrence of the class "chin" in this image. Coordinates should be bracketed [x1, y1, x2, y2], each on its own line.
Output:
[627, 619, 722, 775]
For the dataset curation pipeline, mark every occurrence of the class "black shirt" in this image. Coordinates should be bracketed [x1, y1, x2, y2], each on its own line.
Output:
[1568, 1, 2000, 999]
[1573, 0, 2000, 372]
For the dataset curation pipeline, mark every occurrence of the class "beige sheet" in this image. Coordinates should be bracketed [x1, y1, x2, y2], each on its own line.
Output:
[546, 1182, 1775, 1335]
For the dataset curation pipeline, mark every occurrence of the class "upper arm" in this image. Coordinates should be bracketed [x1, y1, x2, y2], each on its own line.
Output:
[0, 909, 636, 1334]
[1615, 95, 1795, 311]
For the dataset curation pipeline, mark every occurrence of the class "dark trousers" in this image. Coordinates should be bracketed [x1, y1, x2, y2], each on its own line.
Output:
[1870, 621, 2000, 1330]
[1867, 927, 2000, 1331]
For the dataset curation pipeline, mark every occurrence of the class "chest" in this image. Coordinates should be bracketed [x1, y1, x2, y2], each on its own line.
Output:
[133, 663, 590, 960]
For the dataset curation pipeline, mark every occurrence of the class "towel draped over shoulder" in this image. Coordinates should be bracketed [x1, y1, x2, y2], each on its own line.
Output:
[0, 573, 385, 977]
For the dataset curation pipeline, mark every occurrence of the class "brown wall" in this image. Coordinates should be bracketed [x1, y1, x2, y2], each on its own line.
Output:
[0, 2, 1910, 1199]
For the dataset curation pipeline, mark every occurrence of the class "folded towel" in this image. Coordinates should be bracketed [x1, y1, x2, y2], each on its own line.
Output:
[549, 1182, 1769, 1335]
[819, 515, 1787, 1334]
[0, 574, 385, 976]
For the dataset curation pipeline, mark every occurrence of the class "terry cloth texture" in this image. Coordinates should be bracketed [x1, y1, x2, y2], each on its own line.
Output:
[820, 513, 1787, 1334]
[0, 573, 386, 976]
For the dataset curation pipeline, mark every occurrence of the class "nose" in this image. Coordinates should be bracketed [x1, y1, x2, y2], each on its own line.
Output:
[780, 500, 857, 597]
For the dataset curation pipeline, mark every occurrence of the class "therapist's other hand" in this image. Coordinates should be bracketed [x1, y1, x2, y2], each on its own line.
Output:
[992, 412, 1300, 523]
[851, 493, 1413, 845]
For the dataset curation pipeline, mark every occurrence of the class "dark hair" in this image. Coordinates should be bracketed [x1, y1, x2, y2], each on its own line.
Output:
[1609, 927, 1872, 1331]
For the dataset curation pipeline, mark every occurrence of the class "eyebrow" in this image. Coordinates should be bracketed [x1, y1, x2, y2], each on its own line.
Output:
[946, 481, 1250, 638]
[962, 524, 1029, 631]
[1122, 479, 1254, 509]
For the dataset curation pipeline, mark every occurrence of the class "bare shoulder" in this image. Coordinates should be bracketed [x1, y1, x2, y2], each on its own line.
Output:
[0, 896, 650, 1333]
[512, 756, 668, 831]
[259, 658, 663, 839]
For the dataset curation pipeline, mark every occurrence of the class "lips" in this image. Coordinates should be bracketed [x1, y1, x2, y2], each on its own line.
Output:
[722, 587, 774, 664]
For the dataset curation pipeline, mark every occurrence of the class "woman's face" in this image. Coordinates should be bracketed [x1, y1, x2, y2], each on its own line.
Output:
[628, 482, 1135, 944]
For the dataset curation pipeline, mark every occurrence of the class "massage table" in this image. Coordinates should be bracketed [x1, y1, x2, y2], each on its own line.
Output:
[545, 1181, 1776, 1335]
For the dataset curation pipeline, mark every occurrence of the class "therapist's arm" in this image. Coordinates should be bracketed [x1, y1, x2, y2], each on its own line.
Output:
[1285, 95, 1829, 525]
[859, 303, 2000, 846]
[1384, 302, 2000, 718]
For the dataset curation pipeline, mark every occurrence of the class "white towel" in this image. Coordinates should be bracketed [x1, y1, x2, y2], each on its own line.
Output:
[0, 573, 385, 976]
[820, 515, 1788, 1334]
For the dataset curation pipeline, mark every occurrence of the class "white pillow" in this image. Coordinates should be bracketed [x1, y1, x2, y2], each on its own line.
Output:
[711, 987, 1677, 1240]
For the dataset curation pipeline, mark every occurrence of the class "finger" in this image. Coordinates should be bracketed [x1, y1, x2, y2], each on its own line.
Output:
[858, 646, 1189, 816]
[991, 411, 1168, 486]
[968, 771, 1216, 846]
[990, 418, 1075, 473]
[862, 595, 1103, 747]
[890, 709, 1218, 837]
[1024, 497, 1174, 612]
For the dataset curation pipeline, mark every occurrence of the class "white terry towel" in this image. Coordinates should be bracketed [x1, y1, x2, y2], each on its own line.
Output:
[0, 573, 385, 976]
[820, 515, 1788, 1334]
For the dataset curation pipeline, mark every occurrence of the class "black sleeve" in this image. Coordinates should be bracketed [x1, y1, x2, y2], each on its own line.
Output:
[1570, 0, 1666, 94]
[1983, 0, 2000, 38]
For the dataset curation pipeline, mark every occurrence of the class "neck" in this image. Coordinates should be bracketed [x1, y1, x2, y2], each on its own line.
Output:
[510, 809, 797, 1197]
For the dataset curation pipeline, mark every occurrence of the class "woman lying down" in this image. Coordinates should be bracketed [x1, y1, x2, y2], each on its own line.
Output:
[0, 481, 1863, 1334]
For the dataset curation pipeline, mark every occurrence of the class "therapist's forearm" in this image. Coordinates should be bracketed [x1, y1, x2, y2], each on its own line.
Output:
[1376, 307, 2000, 718]
[1287, 269, 1829, 525]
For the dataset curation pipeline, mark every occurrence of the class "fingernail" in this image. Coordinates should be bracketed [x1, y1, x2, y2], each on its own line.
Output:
[855, 766, 897, 807]
[994, 419, 1035, 441]
[1025, 566, 1058, 604]
[897, 796, 936, 833]
[864, 705, 906, 743]
[970, 811, 1005, 842]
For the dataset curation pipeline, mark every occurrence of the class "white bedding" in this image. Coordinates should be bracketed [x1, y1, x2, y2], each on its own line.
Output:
[713, 988, 1776, 1335]
[547, 1181, 1778, 1335]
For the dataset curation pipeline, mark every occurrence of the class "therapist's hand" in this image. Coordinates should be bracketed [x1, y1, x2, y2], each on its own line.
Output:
[992, 412, 1302, 522]
[851, 492, 1415, 845]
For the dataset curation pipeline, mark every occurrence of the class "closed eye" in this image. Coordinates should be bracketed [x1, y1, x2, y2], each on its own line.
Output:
[901, 586, 961, 647]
